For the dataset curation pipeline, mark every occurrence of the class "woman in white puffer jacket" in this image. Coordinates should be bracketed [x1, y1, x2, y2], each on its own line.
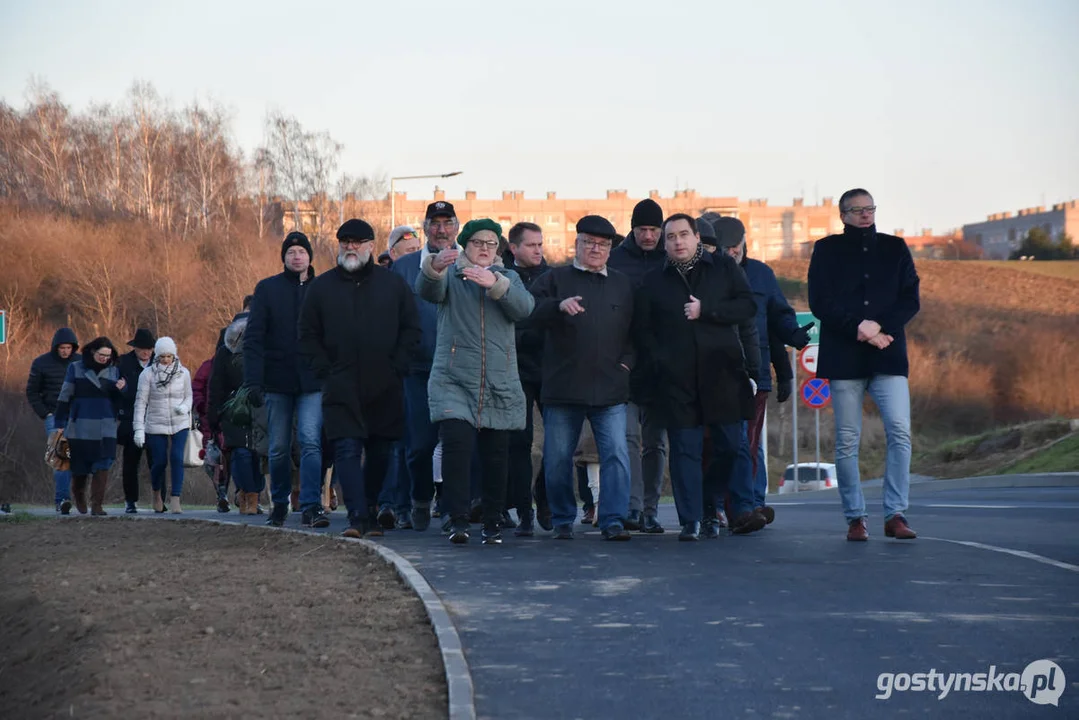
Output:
[133, 337, 193, 513]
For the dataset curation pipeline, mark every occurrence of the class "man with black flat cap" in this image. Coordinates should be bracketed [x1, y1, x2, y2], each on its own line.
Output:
[529, 215, 635, 541]
[391, 201, 462, 530]
[117, 328, 156, 513]
[300, 218, 421, 538]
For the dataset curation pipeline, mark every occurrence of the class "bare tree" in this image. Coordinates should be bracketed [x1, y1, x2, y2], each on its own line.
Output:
[262, 110, 342, 243]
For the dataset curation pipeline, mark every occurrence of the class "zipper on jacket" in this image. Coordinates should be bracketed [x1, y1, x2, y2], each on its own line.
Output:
[477, 289, 486, 427]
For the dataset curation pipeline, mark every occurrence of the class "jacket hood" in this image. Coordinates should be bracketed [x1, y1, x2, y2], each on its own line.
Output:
[224, 316, 248, 354]
[51, 327, 79, 355]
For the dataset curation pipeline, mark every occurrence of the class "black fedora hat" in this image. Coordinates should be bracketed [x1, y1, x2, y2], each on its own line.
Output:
[127, 328, 156, 350]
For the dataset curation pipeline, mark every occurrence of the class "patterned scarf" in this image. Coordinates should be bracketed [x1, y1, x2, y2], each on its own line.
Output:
[668, 243, 704, 277]
[153, 360, 180, 389]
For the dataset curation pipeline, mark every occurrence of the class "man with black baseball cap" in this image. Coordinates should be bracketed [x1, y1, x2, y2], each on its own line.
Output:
[529, 215, 635, 541]
[245, 230, 326, 528]
[117, 328, 156, 513]
[391, 201, 463, 530]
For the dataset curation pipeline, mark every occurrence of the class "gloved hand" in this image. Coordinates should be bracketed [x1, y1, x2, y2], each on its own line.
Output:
[776, 378, 793, 403]
[791, 322, 815, 350]
[247, 386, 265, 408]
[134, 430, 145, 448]
[749, 378, 758, 396]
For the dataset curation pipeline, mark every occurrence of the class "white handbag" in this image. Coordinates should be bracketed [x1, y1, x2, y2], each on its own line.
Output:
[183, 425, 205, 468]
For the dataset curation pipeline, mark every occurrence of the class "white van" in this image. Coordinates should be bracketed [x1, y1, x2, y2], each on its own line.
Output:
[778, 463, 838, 493]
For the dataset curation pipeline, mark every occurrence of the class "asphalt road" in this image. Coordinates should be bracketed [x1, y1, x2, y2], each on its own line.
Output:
[33, 482, 1078, 720]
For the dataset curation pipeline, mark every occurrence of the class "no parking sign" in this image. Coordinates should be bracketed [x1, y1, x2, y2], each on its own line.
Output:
[800, 377, 831, 410]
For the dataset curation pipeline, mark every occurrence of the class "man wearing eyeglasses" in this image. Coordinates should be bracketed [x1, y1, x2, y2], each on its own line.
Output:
[529, 215, 635, 541]
[808, 188, 920, 542]
[391, 202, 463, 530]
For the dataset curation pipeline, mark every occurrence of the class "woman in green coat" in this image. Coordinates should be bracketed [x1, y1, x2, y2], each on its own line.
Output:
[417, 218, 534, 545]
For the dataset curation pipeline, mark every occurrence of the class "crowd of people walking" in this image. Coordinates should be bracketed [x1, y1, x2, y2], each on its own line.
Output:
[23, 188, 921, 543]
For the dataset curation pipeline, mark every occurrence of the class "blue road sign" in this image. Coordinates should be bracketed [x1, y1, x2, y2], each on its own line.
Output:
[800, 377, 831, 409]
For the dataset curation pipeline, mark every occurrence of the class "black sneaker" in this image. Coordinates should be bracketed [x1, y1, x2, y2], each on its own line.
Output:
[641, 513, 665, 534]
[553, 524, 574, 540]
[449, 523, 470, 545]
[623, 509, 643, 531]
[266, 502, 288, 527]
[602, 524, 632, 541]
[377, 506, 396, 529]
[302, 507, 331, 529]
[411, 503, 432, 531]
[702, 518, 721, 539]
[514, 510, 535, 537]
[395, 512, 413, 530]
[500, 510, 517, 529]
[1, 503, 12, 514]
[678, 522, 701, 541]
[216, 497, 231, 513]
[124, 501, 137, 515]
[59, 499, 72, 516]
[481, 524, 503, 545]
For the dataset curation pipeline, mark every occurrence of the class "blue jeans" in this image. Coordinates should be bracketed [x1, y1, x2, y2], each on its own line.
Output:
[45, 415, 71, 505]
[147, 429, 189, 496]
[377, 442, 410, 515]
[832, 375, 912, 521]
[230, 447, 264, 494]
[752, 442, 768, 508]
[265, 392, 323, 511]
[703, 422, 755, 519]
[667, 428, 705, 525]
[334, 437, 392, 520]
[542, 404, 630, 531]
[403, 373, 438, 508]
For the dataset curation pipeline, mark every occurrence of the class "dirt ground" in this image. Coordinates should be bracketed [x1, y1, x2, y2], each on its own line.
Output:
[0, 517, 447, 719]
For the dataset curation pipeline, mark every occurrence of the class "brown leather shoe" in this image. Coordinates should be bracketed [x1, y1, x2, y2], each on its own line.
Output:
[581, 507, 596, 525]
[847, 517, 869, 541]
[884, 515, 917, 539]
[756, 506, 775, 525]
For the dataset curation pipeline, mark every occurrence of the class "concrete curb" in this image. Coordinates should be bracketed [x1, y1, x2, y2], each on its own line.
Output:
[71, 514, 476, 720]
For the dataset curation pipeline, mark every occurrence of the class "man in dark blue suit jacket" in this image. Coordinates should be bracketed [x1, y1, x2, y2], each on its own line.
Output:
[808, 188, 920, 542]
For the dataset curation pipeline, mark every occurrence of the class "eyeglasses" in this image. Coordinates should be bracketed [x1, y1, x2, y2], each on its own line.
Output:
[844, 206, 877, 216]
[580, 238, 613, 250]
[93, 350, 112, 360]
[470, 239, 499, 249]
[429, 219, 456, 230]
[339, 239, 371, 248]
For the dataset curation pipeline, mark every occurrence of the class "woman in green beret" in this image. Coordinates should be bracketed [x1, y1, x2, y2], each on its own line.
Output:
[417, 218, 535, 545]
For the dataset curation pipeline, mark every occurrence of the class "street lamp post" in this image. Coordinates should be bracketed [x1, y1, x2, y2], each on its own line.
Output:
[390, 171, 463, 228]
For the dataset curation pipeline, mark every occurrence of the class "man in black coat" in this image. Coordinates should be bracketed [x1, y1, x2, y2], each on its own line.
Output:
[26, 327, 79, 513]
[808, 188, 920, 542]
[608, 198, 669, 533]
[117, 328, 156, 513]
[504, 221, 550, 535]
[635, 214, 759, 540]
[245, 231, 326, 528]
[299, 218, 421, 538]
[529, 216, 635, 541]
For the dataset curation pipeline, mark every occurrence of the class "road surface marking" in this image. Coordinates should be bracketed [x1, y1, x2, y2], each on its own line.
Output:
[923, 537, 1079, 573]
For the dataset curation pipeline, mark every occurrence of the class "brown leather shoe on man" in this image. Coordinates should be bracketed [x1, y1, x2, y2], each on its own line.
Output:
[756, 506, 775, 525]
[847, 517, 869, 541]
[884, 515, 917, 539]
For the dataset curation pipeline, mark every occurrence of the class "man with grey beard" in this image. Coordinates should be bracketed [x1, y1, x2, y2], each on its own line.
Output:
[299, 219, 421, 537]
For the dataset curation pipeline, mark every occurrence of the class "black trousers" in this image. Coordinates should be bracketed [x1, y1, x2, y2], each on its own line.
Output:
[439, 419, 508, 527]
[121, 440, 153, 503]
[507, 382, 543, 515]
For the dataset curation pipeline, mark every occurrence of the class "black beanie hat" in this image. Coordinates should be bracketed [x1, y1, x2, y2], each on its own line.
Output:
[337, 218, 376, 242]
[631, 198, 664, 229]
[281, 231, 313, 262]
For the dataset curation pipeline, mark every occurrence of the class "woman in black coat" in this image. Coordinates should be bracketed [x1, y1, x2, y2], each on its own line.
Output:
[208, 315, 264, 515]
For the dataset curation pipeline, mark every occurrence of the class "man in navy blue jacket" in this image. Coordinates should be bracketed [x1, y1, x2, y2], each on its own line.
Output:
[392, 201, 462, 530]
[245, 231, 325, 528]
[710, 216, 813, 525]
[808, 189, 920, 542]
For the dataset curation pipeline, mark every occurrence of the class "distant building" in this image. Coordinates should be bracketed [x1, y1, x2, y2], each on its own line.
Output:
[894, 228, 964, 259]
[962, 200, 1079, 259]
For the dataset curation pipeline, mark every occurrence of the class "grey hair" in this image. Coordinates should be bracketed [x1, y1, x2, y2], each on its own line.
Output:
[423, 216, 460, 234]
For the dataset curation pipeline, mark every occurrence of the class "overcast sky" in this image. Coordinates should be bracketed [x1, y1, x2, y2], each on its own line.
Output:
[2, 0, 1076, 233]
